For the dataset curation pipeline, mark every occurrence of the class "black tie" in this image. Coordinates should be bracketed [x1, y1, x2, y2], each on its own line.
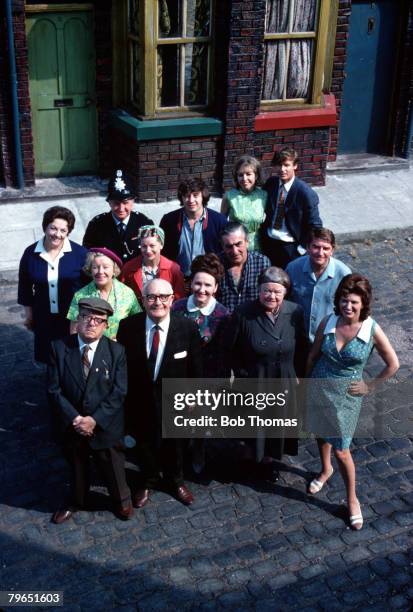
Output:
[118, 222, 126, 240]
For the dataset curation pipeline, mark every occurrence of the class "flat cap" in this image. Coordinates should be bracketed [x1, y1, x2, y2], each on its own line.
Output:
[78, 297, 114, 317]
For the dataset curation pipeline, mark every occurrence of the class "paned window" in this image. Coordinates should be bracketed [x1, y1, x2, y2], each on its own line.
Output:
[262, 0, 334, 108]
[120, 0, 213, 117]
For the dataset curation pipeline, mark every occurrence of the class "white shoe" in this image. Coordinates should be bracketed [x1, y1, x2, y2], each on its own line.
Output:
[307, 466, 334, 495]
[349, 499, 363, 530]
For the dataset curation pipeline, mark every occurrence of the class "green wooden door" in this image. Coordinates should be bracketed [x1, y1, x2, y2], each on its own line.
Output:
[27, 10, 97, 176]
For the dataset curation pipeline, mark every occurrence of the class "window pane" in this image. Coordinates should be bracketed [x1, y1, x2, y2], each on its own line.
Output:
[128, 0, 140, 36]
[262, 41, 287, 100]
[265, 0, 289, 34]
[184, 43, 208, 105]
[187, 0, 211, 37]
[286, 39, 313, 98]
[158, 0, 182, 38]
[292, 0, 317, 32]
[157, 45, 180, 106]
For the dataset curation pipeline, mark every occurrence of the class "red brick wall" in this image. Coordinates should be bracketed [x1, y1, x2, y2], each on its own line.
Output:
[0, 3, 34, 187]
[111, 128, 222, 203]
[254, 128, 330, 187]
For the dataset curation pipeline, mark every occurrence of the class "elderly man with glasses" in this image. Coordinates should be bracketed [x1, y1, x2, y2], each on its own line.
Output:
[117, 278, 202, 508]
[47, 297, 133, 524]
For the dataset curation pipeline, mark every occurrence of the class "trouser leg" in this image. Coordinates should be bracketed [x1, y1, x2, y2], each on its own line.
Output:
[93, 447, 131, 505]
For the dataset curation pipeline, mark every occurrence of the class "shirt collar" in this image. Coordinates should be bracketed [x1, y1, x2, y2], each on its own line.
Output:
[78, 335, 100, 352]
[112, 213, 130, 227]
[187, 294, 216, 315]
[145, 313, 170, 333]
[304, 255, 335, 279]
[324, 314, 373, 343]
[35, 237, 72, 254]
[280, 176, 295, 192]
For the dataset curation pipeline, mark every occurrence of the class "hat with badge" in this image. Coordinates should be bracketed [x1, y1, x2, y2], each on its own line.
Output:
[107, 169, 136, 202]
[78, 297, 114, 317]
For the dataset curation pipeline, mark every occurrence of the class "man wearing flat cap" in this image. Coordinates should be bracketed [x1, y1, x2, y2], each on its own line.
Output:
[48, 297, 133, 523]
[83, 169, 154, 263]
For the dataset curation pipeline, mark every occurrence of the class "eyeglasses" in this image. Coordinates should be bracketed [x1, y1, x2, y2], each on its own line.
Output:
[79, 314, 108, 325]
[261, 289, 285, 297]
[145, 294, 173, 303]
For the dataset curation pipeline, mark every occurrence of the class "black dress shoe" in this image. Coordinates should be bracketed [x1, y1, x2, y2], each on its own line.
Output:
[133, 489, 150, 508]
[115, 502, 134, 520]
[52, 508, 76, 524]
[174, 484, 194, 505]
[261, 462, 279, 483]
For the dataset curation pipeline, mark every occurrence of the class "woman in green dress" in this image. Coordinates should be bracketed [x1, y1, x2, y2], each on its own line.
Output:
[221, 155, 267, 252]
[306, 274, 399, 530]
[67, 247, 141, 338]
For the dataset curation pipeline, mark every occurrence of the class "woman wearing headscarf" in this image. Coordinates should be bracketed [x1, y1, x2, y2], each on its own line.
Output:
[120, 225, 185, 305]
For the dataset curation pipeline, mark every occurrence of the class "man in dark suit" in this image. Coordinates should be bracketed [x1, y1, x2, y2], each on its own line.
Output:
[83, 169, 153, 263]
[117, 278, 203, 508]
[160, 178, 227, 277]
[48, 297, 133, 523]
[261, 147, 322, 269]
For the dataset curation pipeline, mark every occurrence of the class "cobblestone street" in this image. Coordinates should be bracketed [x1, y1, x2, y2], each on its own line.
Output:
[1, 232, 412, 612]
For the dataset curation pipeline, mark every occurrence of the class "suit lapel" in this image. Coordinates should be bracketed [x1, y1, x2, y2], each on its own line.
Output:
[156, 315, 180, 380]
[64, 336, 86, 392]
[85, 337, 109, 393]
[285, 178, 298, 212]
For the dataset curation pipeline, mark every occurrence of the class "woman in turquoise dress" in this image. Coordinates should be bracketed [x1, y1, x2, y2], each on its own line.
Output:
[67, 247, 141, 339]
[221, 155, 267, 252]
[306, 274, 399, 530]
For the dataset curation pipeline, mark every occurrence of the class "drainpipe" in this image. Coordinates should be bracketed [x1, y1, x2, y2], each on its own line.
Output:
[5, 0, 24, 189]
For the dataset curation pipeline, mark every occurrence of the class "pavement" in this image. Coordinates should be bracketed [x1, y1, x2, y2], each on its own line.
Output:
[0, 167, 413, 611]
[1, 166, 413, 273]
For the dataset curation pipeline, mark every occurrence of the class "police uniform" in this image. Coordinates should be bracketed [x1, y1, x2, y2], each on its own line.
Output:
[83, 210, 153, 263]
[82, 169, 153, 263]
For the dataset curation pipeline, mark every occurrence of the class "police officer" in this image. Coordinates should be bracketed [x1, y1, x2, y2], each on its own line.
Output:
[83, 169, 153, 263]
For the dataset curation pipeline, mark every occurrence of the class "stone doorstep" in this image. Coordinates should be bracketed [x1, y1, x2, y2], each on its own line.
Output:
[327, 154, 409, 175]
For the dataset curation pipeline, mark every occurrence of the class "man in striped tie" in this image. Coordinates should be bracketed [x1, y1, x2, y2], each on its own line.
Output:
[261, 147, 322, 269]
[48, 297, 133, 524]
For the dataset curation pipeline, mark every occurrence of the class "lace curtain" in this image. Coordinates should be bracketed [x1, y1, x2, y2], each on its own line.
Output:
[262, 0, 317, 101]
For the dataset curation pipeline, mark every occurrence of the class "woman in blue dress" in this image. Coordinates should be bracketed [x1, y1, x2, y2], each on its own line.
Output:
[18, 206, 87, 363]
[306, 274, 399, 530]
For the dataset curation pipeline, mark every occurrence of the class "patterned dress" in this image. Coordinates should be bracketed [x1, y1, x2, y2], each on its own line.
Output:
[67, 278, 141, 339]
[226, 187, 267, 252]
[307, 314, 376, 450]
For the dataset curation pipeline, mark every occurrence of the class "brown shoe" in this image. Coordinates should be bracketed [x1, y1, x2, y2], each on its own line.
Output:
[174, 484, 194, 505]
[133, 489, 150, 508]
[116, 502, 134, 520]
[52, 508, 76, 524]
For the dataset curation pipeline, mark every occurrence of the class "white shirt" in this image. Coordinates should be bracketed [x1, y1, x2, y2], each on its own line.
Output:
[145, 314, 171, 380]
[267, 176, 297, 244]
[78, 336, 100, 368]
[34, 238, 72, 313]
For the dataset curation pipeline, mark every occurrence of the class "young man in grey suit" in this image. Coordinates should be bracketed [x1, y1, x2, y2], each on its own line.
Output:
[48, 297, 133, 523]
[117, 279, 203, 508]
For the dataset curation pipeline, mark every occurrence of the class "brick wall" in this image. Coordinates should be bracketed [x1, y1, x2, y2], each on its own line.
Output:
[0, 2, 34, 187]
[221, 0, 266, 188]
[254, 128, 330, 187]
[329, 0, 351, 163]
[111, 128, 222, 203]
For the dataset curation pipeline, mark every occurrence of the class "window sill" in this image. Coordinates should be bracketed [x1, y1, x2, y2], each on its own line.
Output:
[254, 94, 337, 131]
[110, 110, 223, 141]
